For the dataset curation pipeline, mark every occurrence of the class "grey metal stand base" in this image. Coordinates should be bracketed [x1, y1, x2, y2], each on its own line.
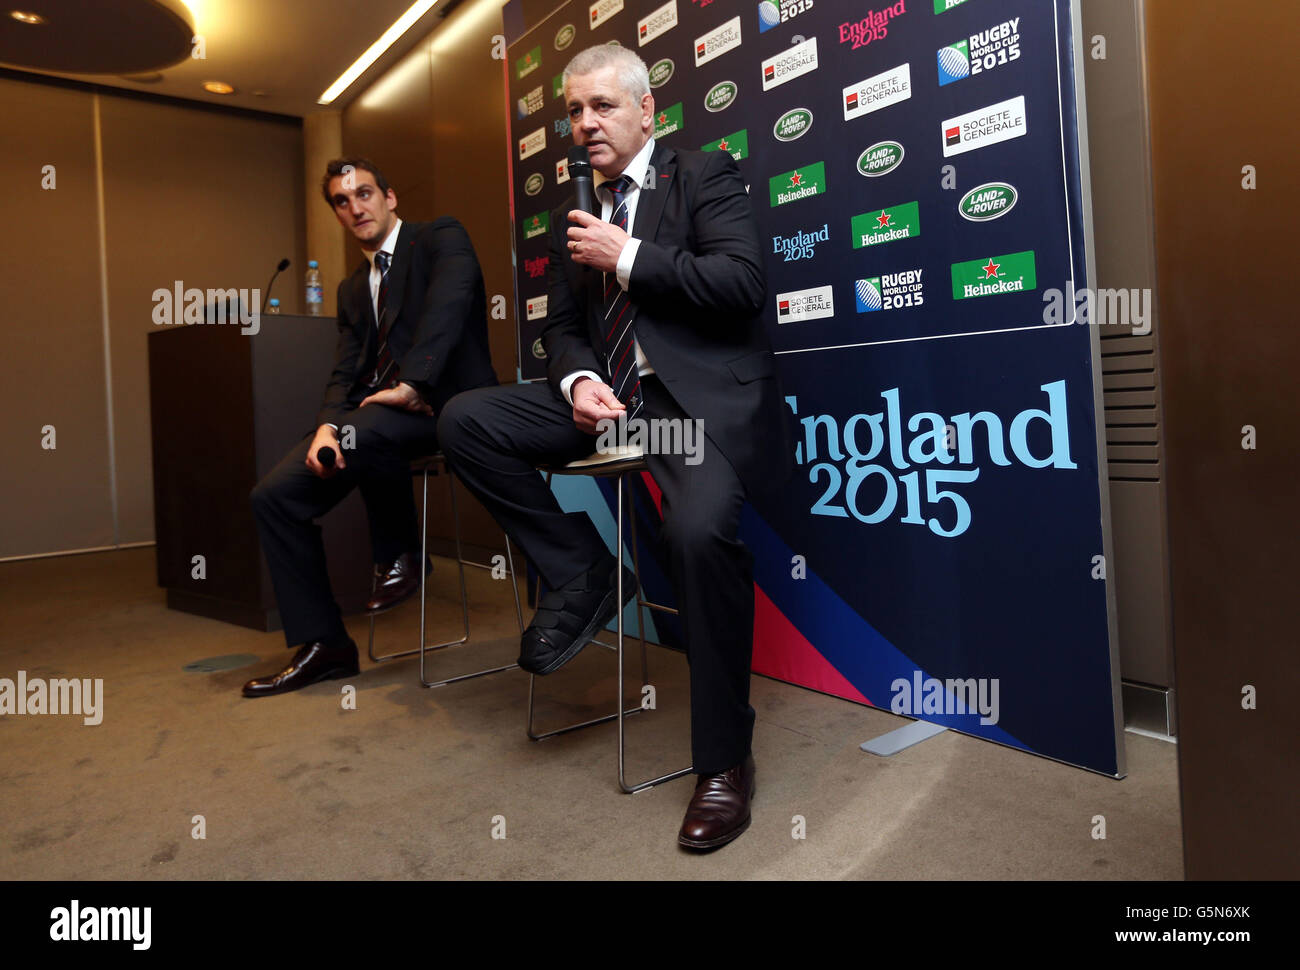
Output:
[861, 720, 949, 756]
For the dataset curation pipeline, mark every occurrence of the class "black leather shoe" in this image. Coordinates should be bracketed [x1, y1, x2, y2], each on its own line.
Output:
[678, 754, 756, 850]
[365, 552, 432, 614]
[519, 559, 636, 676]
[241, 639, 360, 698]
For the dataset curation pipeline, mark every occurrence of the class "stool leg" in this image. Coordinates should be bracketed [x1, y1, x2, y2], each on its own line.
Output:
[420, 469, 518, 688]
[617, 469, 692, 793]
[526, 468, 640, 741]
[367, 467, 428, 663]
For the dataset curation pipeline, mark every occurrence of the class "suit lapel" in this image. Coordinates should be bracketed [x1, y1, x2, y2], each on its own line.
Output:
[631, 143, 675, 242]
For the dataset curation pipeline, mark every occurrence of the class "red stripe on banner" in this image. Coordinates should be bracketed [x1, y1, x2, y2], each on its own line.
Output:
[752, 585, 873, 706]
[640, 471, 663, 514]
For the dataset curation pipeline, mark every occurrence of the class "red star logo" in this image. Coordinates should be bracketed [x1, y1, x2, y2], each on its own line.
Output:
[790, 171, 803, 187]
[982, 259, 1001, 278]
[658, 112, 668, 124]
[876, 211, 892, 228]
[717, 139, 729, 151]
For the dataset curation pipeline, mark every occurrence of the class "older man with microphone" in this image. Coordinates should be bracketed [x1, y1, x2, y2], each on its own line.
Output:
[439, 45, 791, 850]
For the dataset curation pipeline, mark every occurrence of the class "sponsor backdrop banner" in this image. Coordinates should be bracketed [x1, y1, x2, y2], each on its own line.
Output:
[503, 0, 1121, 775]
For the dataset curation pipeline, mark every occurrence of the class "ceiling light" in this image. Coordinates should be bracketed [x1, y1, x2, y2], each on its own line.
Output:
[9, 10, 45, 24]
[318, 0, 440, 105]
[203, 80, 234, 95]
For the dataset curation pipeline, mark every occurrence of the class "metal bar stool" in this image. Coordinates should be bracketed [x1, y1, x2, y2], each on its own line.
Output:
[367, 453, 525, 689]
[527, 447, 693, 793]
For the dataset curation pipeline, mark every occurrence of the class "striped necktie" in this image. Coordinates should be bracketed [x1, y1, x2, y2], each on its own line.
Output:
[368, 250, 396, 388]
[602, 174, 642, 418]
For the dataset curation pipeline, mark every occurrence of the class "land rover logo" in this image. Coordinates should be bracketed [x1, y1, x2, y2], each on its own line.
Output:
[773, 108, 813, 142]
[555, 24, 575, 50]
[959, 182, 1018, 222]
[856, 141, 905, 178]
[524, 173, 544, 196]
[532, 338, 547, 359]
[648, 58, 675, 88]
[705, 81, 738, 113]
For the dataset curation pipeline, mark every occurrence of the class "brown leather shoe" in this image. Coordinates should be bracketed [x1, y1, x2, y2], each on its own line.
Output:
[241, 639, 360, 697]
[678, 753, 756, 850]
[365, 552, 431, 614]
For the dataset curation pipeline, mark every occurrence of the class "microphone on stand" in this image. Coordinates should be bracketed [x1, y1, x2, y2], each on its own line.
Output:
[262, 258, 291, 313]
[568, 146, 597, 217]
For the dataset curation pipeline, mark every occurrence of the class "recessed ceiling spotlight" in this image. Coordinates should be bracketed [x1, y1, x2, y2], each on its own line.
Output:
[9, 10, 46, 24]
[203, 81, 234, 95]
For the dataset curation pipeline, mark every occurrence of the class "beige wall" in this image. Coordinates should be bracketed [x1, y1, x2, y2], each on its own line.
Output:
[0, 76, 305, 558]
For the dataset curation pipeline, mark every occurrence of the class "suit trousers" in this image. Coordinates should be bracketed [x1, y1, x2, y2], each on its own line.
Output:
[438, 377, 756, 774]
[251, 403, 439, 647]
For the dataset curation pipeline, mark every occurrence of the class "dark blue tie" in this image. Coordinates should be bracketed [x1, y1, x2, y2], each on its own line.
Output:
[369, 251, 395, 388]
[603, 175, 641, 418]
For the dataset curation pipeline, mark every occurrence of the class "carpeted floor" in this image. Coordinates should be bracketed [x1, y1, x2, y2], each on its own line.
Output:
[0, 548, 1182, 879]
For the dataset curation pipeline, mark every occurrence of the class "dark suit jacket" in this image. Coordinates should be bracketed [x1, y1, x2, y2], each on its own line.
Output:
[318, 217, 497, 427]
[542, 143, 793, 501]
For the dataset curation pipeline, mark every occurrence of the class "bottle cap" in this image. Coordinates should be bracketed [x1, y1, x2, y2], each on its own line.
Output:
[308, 260, 319, 268]
[269, 298, 280, 306]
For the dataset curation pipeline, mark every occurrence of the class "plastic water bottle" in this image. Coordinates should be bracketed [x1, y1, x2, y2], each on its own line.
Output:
[267, 298, 281, 315]
[305, 260, 323, 315]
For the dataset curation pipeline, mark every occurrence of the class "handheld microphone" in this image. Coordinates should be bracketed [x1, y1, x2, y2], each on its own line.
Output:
[262, 258, 291, 313]
[568, 146, 597, 217]
[317, 446, 336, 469]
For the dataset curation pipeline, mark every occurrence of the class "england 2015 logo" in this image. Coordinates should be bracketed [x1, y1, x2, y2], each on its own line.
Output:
[773, 223, 829, 261]
[938, 18, 1022, 86]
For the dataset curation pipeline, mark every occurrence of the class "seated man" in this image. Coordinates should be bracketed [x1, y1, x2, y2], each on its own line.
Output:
[439, 46, 791, 850]
[243, 157, 496, 697]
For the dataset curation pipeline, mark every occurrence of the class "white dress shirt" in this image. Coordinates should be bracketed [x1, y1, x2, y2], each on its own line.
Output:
[559, 137, 657, 405]
[366, 217, 403, 326]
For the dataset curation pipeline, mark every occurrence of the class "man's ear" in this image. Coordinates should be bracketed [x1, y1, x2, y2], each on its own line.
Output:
[386, 188, 398, 212]
[641, 92, 655, 132]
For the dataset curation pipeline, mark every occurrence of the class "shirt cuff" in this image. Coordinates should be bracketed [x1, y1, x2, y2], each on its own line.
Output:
[561, 370, 605, 406]
[615, 237, 641, 291]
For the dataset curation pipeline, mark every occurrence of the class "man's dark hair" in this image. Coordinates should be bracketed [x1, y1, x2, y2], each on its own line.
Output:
[320, 157, 392, 205]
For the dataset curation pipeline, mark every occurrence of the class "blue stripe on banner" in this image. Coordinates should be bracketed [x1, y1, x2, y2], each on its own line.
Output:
[739, 504, 1028, 749]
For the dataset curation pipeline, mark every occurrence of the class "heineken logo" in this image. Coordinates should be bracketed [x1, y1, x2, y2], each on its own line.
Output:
[524, 173, 544, 197]
[552, 73, 564, 99]
[768, 161, 826, 208]
[959, 182, 1017, 222]
[649, 58, 675, 88]
[857, 141, 904, 177]
[654, 102, 684, 138]
[555, 24, 576, 50]
[702, 129, 749, 160]
[523, 211, 550, 241]
[705, 81, 738, 112]
[951, 250, 1038, 300]
[773, 107, 813, 142]
[515, 45, 541, 80]
[935, 0, 970, 10]
[851, 201, 920, 249]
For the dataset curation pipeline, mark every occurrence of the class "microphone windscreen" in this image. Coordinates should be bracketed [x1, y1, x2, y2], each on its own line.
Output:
[317, 446, 336, 468]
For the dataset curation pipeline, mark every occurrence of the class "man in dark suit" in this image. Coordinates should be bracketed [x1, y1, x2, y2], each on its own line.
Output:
[243, 157, 496, 698]
[439, 46, 790, 849]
